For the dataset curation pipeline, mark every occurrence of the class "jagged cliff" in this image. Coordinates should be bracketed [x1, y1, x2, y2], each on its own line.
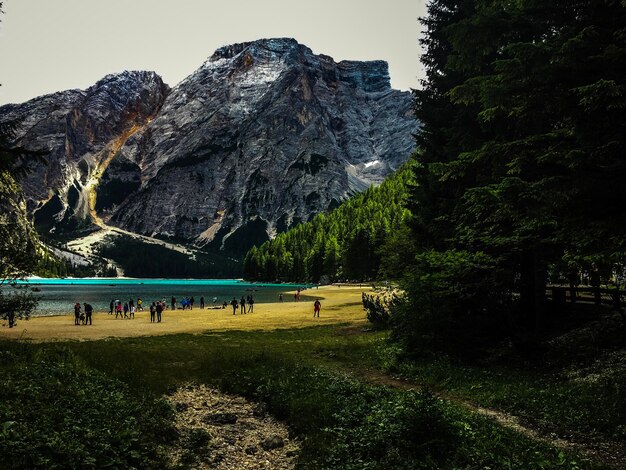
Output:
[0, 38, 416, 253]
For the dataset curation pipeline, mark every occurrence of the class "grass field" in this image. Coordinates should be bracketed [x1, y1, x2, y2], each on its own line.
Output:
[0, 285, 620, 468]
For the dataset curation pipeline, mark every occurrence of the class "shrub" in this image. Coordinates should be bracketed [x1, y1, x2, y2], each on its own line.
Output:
[0, 349, 174, 469]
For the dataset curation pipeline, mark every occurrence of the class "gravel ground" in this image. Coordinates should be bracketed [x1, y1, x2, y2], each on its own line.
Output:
[166, 384, 300, 469]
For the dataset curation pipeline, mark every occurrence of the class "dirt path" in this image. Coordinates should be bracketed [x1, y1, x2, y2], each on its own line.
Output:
[358, 369, 625, 469]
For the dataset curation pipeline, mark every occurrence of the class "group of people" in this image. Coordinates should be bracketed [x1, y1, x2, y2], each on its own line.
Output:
[109, 298, 141, 319]
[229, 295, 255, 315]
[70, 292, 324, 324]
[73, 302, 93, 325]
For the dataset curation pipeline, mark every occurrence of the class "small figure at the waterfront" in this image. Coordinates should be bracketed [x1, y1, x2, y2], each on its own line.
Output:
[150, 302, 156, 323]
[109, 299, 114, 315]
[248, 295, 254, 313]
[74, 302, 81, 325]
[313, 299, 321, 318]
[83, 303, 93, 325]
[200, 296, 205, 309]
[231, 298, 238, 315]
[240, 296, 247, 314]
[156, 301, 163, 322]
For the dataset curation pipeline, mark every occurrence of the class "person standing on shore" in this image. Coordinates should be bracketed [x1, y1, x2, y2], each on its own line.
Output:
[190, 296, 195, 310]
[137, 298, 143, 311]
[83, 303, 93, 325]
[171, 296, 176, 310]
[240, 296, 247, 314]
[74, 302, 81, 325]
[248, 295, 254, 313]
[200, 296, 205, 309]
[230, 297, 238, 315]
[150, 302, 156, 323]
[129, 303, 135, 319]
[123, 302, 129, 319]
[156, 301, 163, 322]
[313, 299, 321, 318]
[109, 299, 114, 315]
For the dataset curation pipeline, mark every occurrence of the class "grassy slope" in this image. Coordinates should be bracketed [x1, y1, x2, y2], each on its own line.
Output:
[1, 324, 610, 468]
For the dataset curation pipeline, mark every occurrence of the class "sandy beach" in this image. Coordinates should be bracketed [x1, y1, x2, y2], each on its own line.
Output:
[0, 285, 371, 342]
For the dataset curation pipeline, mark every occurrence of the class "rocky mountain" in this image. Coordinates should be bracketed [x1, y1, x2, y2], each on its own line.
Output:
[1, 38, 416, 253]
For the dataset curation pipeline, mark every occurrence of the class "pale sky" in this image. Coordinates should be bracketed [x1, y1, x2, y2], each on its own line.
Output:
[0, 0, 427, 106]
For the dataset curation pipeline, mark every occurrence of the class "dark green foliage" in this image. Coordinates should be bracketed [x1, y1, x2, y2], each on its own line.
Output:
[244, 167, 412, 282]
[58, 331, 587, 469]
[0, 124, 40, 283]
[34, 244, 99, 278]
[0, 348, 173, 469]
[97, 235, 242, 278]
[213, 361, 475, 469]
[222, 218, 270, 254]
[362, 292, 396, 328]
[397, 0, 626, 349]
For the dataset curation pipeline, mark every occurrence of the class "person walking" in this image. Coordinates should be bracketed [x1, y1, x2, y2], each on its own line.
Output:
[74, 302, 81, 325]
[115, 301, 123, 319]
[83, 303, 93, 325]
[313, 299, 321, 318]
[123, 302, 129, 319]
[156, 301, 163, 322]
[150, 302, 156, 323]
[240, 296, 247, 314]
[230, 297, 238, 315]
[129, 303, 135, 319]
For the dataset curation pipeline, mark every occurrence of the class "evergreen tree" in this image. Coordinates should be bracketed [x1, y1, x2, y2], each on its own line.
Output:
[402, 0, 626, 346]
[244, 166, 413, 282]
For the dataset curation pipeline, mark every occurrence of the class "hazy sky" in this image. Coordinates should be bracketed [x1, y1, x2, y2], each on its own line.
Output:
[0, 0, 427, 105]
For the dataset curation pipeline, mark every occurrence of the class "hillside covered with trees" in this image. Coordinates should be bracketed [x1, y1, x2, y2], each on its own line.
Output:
[243, 167, 412, 282]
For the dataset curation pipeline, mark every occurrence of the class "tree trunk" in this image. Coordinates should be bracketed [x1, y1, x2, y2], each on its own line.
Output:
[519, 249, 547, 332]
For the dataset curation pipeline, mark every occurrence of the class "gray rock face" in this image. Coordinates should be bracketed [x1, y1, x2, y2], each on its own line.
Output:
[1, 38, 416, 251]
[0, 71, 169, 234]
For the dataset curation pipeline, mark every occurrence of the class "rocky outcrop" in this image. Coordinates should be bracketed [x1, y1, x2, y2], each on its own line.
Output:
[0, 71, 169, 234]
[1, 38, 416, 252]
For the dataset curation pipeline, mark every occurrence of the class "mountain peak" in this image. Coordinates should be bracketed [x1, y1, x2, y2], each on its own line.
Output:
[209, 37, 305, 61]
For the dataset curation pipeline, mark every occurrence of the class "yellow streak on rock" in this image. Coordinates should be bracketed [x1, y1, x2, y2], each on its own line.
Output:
[87, 121, 148, 228]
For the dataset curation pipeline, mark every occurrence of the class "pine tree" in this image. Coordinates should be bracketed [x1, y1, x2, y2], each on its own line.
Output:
[406, 0, 626, 337]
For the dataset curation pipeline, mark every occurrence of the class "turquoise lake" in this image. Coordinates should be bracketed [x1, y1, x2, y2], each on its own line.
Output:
[8, 279, 311, 316]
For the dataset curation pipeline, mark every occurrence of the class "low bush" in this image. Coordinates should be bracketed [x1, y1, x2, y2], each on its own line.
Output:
[0, 348, 174, 469]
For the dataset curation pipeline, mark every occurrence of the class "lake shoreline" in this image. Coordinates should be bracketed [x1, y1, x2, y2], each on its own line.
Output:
[0, 285, 369, 342]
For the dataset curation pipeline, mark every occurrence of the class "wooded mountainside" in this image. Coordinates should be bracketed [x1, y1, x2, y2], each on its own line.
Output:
[243, 167, 412, 283]
[245, 0, 626, 349]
